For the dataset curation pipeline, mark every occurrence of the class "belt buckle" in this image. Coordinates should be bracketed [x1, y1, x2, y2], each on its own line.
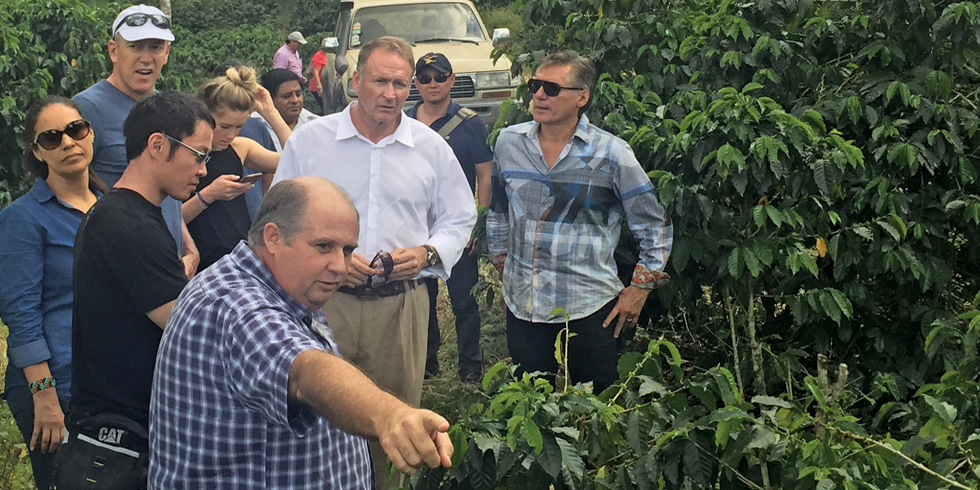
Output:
[357, 285, 379, 300]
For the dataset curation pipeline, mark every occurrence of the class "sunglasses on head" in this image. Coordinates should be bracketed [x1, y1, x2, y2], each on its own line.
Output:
[164, 134, 211, 165]
[368, 250, 394, 287]
[415, 73, 451, 85]
[33, 119, 92, 151]
[113, 13, 171, 37]
[527, 78, 584, 97]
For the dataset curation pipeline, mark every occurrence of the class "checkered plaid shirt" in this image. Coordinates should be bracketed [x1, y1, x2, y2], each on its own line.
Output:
[149, 242, 372, 489]
[487, 115, 673, 323]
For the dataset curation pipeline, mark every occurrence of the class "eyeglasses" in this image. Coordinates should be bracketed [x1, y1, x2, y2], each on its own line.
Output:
[32, 119, 92, 151]
[368, 250, 394, 287]
[164, 134, 211, 165]
[527, 78, 584, 97]
[113, 13, 171, 37]
[415, 73, 451, 85]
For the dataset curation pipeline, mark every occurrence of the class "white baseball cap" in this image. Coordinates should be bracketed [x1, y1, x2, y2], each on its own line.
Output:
[111, 5, 175, 42]
[287, 31, 308, 44]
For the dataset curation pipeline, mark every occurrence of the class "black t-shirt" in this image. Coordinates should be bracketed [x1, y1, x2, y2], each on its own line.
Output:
[186, 146, 251, 270]
[70, 188, 187, 429]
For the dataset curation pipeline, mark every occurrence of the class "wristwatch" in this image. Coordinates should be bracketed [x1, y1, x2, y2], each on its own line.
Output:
[422, 245, 440, 267]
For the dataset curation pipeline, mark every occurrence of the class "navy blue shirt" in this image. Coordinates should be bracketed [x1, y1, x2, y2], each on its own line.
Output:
[0, 180, 96, 402]
[406, 100, 493, 193]
[237, 118, 277, 220]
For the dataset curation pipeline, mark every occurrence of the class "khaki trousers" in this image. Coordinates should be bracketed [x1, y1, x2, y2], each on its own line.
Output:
[322, 285, 429, 490]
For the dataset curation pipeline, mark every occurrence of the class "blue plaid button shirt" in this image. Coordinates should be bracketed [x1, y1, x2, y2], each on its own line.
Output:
[149, 242, 372, 489]
[487, 115, 673, 323]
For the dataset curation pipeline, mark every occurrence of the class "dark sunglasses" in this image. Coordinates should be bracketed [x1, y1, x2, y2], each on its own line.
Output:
[33, 119, 92, 151]
[164, 134, 211, 165]
[527, 78, 583, 97]
[368, 250, 394, 287]
[113, 13, 171, 37]
[416, 73, 451, 85]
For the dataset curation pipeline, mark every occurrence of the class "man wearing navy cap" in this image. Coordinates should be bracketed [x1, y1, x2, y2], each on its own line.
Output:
[406, 52, 492, 384]
[73, 4, 200, 277]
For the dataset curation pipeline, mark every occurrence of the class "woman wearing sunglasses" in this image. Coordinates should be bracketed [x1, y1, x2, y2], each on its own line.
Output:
[0, 96, 107, 489]
[183, 65, 291, 271]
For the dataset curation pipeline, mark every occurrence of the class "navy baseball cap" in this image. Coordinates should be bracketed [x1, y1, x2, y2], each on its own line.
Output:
[416, 53, 452, 74]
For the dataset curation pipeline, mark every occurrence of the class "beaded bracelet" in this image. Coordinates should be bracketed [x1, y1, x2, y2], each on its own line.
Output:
[29, 376, 56, 395]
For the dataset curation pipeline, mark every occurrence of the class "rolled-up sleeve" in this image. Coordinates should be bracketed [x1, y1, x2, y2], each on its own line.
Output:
[616, 150, 672, 289]
[0, 211, 51, 368]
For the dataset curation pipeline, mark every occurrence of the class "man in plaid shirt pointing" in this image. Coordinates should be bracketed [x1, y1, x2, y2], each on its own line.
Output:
[487, 50, 673, 394]
[149, 177, 452, 488]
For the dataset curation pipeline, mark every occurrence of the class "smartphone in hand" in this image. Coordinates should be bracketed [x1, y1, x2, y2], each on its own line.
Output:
[238, 173, 264, 185]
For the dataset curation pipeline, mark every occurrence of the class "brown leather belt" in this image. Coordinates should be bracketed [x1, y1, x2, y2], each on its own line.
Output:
[338, 280, 421, 300]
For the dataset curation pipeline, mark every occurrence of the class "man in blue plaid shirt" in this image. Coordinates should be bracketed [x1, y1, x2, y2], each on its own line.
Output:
[149, 177, 453, 488]
[486, 50, 673, 393]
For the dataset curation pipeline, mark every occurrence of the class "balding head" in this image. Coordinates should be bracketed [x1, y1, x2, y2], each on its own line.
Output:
[248, 177, 357, 250]
[251, 177, 359, 310]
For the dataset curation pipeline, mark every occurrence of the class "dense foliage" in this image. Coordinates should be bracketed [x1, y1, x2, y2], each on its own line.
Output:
[0, 0, 334, 183]
[416, 0, 980, 488]
[0, 0, 116, 182]
[412, 305, 980, 489]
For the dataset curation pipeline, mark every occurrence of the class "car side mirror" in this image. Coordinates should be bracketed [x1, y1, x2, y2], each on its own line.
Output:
[322, 37, 339, 53]
[335, 56, 349, 76]
[491, 28, 511, 47]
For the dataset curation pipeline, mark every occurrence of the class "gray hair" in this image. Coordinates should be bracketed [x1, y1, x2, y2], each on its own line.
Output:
[247, 178, 360, 249]
[357, 36, 415, 74]
[537, 50, 596, 116]
[247, 180, 309, 248]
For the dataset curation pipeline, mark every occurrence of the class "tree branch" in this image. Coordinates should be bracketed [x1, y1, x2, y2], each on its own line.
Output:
[832, 428, 973, 490]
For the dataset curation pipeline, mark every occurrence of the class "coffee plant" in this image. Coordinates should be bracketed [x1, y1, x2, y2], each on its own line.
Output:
[420, 0, 980, 488]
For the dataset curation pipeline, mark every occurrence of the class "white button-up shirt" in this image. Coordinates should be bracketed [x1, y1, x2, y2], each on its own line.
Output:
[272, 104, 477, 280]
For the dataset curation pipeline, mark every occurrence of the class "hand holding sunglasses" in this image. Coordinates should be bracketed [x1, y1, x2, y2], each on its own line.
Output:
[32, 120, 92, 151]
[368, 250, 394, 287]
[527, 78, 584, 97]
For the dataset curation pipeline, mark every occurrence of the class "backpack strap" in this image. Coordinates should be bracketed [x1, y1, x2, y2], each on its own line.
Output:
[437, 107, 478, 139]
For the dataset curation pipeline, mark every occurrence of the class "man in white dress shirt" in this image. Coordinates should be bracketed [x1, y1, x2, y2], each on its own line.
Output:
[271, 36, 476, 490]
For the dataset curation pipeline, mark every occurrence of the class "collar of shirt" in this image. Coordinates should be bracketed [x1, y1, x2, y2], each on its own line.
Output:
[29, 178, 58, 204]
[336, 102, 415, 148]
[518, 113, 592, 144]
[228, 242, 313, 322]
[30, 178, 102, 209]
[228, 243, 341, 353]
[405, 99, 463, 130]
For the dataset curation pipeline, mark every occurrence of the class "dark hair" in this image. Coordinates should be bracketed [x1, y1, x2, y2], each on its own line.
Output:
[261, 68, 303, 98]
[213, 59, 244, 77]
[123, 91, 215, 162]
[247, 179, 310, 247]
[537, 50, 597, 117]
[21, 95, 108, 193]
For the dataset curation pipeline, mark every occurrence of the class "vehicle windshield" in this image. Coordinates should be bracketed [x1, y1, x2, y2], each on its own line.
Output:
[350, 2, 487, 47]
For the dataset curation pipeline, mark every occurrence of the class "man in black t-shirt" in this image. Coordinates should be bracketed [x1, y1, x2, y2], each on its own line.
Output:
[71, 91, 215, 430]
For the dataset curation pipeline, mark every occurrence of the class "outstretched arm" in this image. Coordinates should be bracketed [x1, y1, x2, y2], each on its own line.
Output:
[288, 349, 453, 474]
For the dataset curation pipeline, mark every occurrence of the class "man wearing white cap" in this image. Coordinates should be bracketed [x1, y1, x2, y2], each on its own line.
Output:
[73, 4, 200, 278]
[273, 31, 308, 82]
